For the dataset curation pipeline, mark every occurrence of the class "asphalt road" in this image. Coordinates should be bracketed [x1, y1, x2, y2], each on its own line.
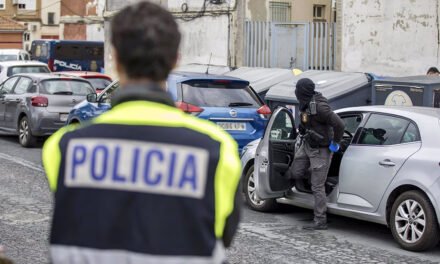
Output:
[0, 134, 439, 264]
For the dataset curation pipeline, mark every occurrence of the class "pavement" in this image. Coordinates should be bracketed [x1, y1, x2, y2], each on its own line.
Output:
[0, 134, 439, 264]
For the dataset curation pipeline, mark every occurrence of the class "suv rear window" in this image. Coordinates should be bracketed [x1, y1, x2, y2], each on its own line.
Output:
[181, 81, 262, 108]
[7, 66, 50, 77]
[40, 80, 94, 96]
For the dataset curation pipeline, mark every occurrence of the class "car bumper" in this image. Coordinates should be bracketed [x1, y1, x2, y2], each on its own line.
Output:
[30, 109, 68, 136]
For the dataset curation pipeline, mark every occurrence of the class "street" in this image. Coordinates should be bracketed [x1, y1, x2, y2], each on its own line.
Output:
[0, 135, 439, 264]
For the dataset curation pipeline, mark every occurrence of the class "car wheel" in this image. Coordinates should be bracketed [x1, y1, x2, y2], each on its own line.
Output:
[390, 190, 439, 251]
[244, 165, 278, 212]
[18, 116, 36, 148]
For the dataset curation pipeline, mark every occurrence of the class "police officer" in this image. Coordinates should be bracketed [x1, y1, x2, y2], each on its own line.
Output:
[292, 78, 344, 230]
[42, 2, 241, 263]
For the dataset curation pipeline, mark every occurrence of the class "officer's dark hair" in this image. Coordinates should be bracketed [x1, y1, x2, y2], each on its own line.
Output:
[111, 2, 181, 81]
[427, 67, 440, 75]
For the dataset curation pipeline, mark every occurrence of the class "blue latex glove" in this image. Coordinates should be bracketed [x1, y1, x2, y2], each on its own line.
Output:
[329, 141, 340, 153]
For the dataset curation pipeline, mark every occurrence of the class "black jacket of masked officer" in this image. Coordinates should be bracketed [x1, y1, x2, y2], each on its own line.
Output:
[291, 78, 344, 230]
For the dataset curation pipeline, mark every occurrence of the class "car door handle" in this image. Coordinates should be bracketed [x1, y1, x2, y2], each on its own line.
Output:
[379, 159, 396, 167]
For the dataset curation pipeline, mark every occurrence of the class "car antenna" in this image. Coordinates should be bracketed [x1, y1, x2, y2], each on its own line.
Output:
[205, 53, 212, 75]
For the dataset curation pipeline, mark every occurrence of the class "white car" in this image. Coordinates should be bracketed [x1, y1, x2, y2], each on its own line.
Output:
[0, 49, 31, 62]
[241, 105, 440, 251]
[0, 61, 50, 83]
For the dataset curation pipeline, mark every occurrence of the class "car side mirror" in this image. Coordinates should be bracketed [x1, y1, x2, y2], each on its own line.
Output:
[87, 93, 98, 103]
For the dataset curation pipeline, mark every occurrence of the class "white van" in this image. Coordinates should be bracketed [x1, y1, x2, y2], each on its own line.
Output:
[0, 49, 31, 62]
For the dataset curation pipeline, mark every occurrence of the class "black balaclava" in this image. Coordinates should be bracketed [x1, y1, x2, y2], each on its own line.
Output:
[295, 78, 316, 111]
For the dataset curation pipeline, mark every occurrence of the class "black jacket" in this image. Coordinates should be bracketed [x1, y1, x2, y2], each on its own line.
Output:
[300, 93, 345, 147]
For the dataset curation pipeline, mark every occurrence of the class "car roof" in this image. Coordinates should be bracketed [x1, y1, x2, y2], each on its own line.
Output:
[59, 71, 112, 79]
[11, 73, 89, 81]
[0, 49, 26, 54]
[169, 71, 249, 84]
[336, 105, 440, 119]
[0, 60, 48, 67]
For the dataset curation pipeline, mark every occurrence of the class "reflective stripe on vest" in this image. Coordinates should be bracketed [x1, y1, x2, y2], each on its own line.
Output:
[51, 241, 226, 264]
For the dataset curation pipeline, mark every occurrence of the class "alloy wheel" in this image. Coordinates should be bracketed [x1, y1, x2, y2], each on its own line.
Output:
[19, 119, 29, 145]
[247, 172, 264, 206]
[394, 199, 426, 244]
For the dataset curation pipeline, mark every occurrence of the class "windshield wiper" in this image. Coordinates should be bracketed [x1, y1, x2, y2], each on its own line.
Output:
[228, 102, 253, 107]
[53, 91, 73, 95]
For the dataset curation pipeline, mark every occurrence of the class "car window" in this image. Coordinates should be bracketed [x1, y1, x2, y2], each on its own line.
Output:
[0, 77, 19, 94]
[87, 77, 112, 91]
[270, 110, 294, 140]
[401, 123, 420, 143]
[0, 54, 18, 62]
[340, 115, 362, 135]
[100, 82, 120, 104]
[13, 77, 32, 94]
[181, 81, 261, 108]
[358, 114, 410, 146]
[40, 80, 94, 96]
[7, 66, 50, 77]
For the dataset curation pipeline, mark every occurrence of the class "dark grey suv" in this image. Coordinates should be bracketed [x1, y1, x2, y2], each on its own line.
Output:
[0, 73, 94, 147]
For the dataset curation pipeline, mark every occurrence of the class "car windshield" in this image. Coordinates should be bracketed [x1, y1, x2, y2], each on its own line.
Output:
[181, 81, 261, 108]
[87, 77, 112, 90]
[7, 66, 50, 77]
[40, 80, 94, 96]
[0, 55, 18, 62]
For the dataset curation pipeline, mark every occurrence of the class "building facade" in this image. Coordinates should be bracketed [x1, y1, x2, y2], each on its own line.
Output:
[246, 0, 333, 23]
[0, 15, 26, 49]
[40, 0, 60, 40]
[60, 0, 105, 41]
[0, 0, 42, 50]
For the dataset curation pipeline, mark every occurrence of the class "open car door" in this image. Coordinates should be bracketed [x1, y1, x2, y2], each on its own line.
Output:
[255, 107, 296, 199]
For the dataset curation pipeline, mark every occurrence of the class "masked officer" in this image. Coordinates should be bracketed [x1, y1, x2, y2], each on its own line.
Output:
[42, 2, 241, 263]
[292, 78, 344, 230]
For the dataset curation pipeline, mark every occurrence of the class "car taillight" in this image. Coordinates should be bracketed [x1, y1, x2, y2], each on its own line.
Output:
[48, 59, 54, 71]
[257, 105, 271, 119]
[176, 101, 204, 116]
[31, 96, 48, 107]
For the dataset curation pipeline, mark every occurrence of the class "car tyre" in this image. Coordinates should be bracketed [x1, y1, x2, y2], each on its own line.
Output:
[390, 190, 439, 251]
[18, 116, 36, 148]
[244, 165, 278, 212]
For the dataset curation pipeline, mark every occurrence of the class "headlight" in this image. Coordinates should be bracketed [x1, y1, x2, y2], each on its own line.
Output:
[240, 146, 249, 158]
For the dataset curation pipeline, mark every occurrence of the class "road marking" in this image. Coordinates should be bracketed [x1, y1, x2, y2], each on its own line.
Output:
[0, 153, 44, 173]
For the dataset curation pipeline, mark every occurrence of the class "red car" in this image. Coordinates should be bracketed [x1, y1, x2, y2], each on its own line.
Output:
[60, 71, 112, 93]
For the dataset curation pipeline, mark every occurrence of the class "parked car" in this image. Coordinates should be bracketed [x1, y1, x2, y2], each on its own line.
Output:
[0, 61, 50, 83]
[58, 71, 112, 93]
[241, 105, 440, 251]
[0, 49, 31, 62]
[0, 73, 95, 147]
[67, 72, 271, 151]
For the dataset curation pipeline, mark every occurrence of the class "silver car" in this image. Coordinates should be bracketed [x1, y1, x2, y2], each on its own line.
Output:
[0, 73, 94, 147]
[241, 106, 440, 251]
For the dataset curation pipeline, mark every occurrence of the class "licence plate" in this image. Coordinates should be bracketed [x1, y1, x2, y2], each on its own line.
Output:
[217, 122, 246, 131]
[59, 114, 69, 122]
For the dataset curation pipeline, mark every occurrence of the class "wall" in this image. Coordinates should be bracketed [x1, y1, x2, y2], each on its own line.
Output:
[104, 0, 241, 78]
[341, 0, 439, 76]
